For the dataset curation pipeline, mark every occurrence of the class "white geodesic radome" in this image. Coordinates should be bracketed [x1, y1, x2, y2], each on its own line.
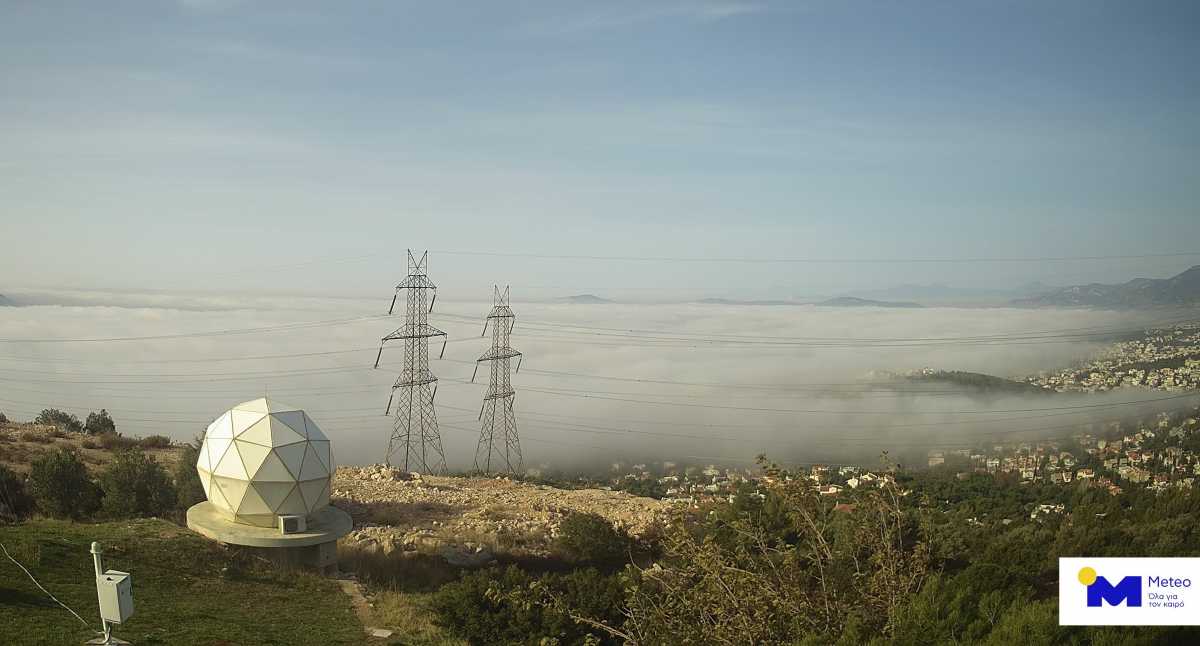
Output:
[196, 398, 334, 528]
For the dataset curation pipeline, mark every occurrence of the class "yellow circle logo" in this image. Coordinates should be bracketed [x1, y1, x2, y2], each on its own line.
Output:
[1078, 567, 1097, 586]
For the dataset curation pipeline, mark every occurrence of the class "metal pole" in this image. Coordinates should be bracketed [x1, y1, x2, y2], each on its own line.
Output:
[90, 542, 111, 644]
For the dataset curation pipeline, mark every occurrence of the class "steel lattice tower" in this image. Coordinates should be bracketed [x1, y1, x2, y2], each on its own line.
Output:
[374, 250, 448, 474]
[471, 286, 523, 474]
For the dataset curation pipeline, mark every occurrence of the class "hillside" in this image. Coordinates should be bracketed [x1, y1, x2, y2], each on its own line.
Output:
[897, 369, 1050, 395]
[0, 293, 13, 306]
[0, 423, 184, 476]
[0, 519, 362, 645]
[1014, 264, 1200, 308]
[846, 282, 1057, 306]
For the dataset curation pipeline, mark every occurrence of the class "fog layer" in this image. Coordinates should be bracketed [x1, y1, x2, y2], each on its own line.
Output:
[0, 293, 1184, 470]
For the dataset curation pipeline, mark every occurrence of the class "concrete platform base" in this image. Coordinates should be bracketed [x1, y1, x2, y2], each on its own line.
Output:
[84, 636, 130, 645]
[186, 502, 352, 575]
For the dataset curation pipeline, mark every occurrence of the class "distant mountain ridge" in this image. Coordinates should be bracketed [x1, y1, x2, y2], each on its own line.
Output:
[557, 294, 614, 304]
[847, 282, 1057, 306]
[816, 296, 924, 308]
[0, 294, 14, 307]
[696, 298, 800, 306]
[694, 296, 922, 307]
[1014, 265, 1200, 308]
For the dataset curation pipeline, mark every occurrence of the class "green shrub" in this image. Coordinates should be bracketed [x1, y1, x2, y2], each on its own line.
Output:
[554, 512, 633, 565]
[84, 409, 117, 435]
[430, 565, 624, 646]
[98, 449, 177, 519]
[0, 464, 35, 520]
[96, 432, 138, 451]
[139, 435, 172, 449]
[0, 410, 8, 424]
[34, 408, 82, 434]
[27, 448, 101, 519]
[175, 440, 206, 510]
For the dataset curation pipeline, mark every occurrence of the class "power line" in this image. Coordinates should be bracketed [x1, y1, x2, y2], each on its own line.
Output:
[0, 314, 390, 344]
[431, 311, 1198, 348]
[433, 249, 1200, 264]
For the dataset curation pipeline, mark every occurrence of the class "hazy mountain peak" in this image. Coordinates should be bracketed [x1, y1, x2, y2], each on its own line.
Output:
[1015, 265, 1200, 308]
[557, 294, 614, 304]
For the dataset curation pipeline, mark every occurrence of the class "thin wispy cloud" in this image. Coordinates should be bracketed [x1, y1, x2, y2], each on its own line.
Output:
[517, 2, 767, 36]
[176, 0, 245, 12]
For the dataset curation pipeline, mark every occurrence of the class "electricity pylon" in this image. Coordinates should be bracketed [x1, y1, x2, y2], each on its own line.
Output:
[472, 286, 523, 474]
[374, 250, 447, 474]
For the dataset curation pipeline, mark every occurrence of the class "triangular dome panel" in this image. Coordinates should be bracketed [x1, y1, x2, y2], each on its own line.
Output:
[234, 440, 272, 476]
[212, 476, 247, 512]
[302, 413, 328, 441]
[238, 417, 274, 445]
[196, 441, 212, 473]
[207, 475, 230, 510]
[254, 450, 294, 481]
[235, 398, 270, 413]
[204, 436, 233, 472]
[237, 483, 272, 515]
[298, 478, 329, 512]
[275, 442, 307, 477]
[205, 411, 234, 439]
[298, 445, 328, 480]
[276, 484, 308, 515]
[271, 410, 307, 436]
[263, 398, 299, 414]
[267, 416, 307, 445]
[213, 443, 248, 479]
[309, 440, 332, 472]
[231, 409, 266, 436]
[257, 481, 294, 512]
[198, 469, 212, 499]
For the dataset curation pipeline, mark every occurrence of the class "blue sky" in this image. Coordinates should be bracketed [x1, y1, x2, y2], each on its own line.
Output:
[2, 1, 1198, 299]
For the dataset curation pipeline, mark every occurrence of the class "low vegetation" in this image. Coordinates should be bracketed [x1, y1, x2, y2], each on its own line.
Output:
[98, 449, 177, 519]
[173, 440, 206, 510]
[430, 565, 625, 646]
[0, 464, 35, 520]
[553, 511, 636, 565]
[27, 448, 102, 520]
[0, 519, 362, 644]
[407, 457, 1200, 645]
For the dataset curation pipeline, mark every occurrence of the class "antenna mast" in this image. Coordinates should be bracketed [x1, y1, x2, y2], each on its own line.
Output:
[471, 285, 523, 474]
[374, 249, 448, 474]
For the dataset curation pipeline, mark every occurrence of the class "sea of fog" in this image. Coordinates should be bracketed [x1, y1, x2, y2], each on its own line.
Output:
[0, 290, 1182, 471]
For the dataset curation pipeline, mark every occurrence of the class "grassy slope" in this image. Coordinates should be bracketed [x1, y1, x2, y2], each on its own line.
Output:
[0, 519, 362, 645]
[371, 591, 466, 646]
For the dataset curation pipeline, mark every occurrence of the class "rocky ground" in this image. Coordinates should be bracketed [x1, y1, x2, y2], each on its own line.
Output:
[333, 464, 675, 564]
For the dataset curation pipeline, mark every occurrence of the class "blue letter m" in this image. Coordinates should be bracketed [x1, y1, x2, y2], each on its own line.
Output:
[1087, 576, 1142, 607]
